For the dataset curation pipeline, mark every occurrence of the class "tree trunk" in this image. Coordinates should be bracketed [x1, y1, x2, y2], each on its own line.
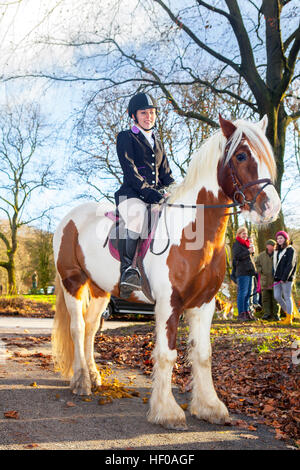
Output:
[7, 261, 17, 295]
[256, 103, 287, 252]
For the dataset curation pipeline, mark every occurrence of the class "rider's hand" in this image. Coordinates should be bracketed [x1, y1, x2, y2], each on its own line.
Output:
[151, 203, 162, 212]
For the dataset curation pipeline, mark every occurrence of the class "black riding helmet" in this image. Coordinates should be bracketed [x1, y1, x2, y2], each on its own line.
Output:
[128, 92, 157, 130]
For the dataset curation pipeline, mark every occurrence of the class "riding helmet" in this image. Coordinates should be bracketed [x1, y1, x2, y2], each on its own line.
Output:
[128, 92, 157, 118]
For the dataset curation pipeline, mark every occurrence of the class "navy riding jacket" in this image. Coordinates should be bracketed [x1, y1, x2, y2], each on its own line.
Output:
[114, 126, 175, 206]
[273, 246, 297, 282]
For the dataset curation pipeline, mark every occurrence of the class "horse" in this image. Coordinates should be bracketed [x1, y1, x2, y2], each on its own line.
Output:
[52, 114, 281, 430]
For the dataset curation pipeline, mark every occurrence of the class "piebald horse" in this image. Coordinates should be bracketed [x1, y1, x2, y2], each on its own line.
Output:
[52, 115, 280, 430]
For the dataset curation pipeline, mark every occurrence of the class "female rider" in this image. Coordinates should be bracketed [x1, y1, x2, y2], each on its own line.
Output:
[115, 92, 175, 298]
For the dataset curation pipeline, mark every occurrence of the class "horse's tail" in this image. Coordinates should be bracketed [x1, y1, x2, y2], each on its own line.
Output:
[52, 274, 90, 379]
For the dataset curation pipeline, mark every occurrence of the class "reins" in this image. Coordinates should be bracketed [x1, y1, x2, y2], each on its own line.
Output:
[150, 157, 274, 256]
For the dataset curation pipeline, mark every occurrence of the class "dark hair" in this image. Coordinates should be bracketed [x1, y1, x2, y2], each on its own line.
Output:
[275, 239, 290, 251]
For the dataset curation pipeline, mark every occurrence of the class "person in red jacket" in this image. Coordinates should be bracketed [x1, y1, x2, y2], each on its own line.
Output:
[232, 226, 257, 321]
[115, 92, 175, 298]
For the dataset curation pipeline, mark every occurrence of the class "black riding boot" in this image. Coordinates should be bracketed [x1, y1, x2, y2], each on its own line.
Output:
[119, 230, 142, 298]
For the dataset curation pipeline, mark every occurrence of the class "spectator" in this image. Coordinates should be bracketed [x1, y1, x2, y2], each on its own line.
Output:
[248, 236, 260, 312]
[273, 231, 297, 325]
[232, 226, 257, 322]
[255, 239, 279, 321]
[32, 271, 38, 290]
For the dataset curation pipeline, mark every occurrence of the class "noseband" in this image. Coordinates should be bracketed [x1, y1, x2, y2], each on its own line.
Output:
[228, 159, 273, 211]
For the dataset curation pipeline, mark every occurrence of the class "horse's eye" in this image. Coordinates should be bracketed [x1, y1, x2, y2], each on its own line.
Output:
[236, 152, 247, 162]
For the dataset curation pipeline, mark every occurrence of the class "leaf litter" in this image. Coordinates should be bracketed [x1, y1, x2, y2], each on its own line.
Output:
[93, 322, 299, 444]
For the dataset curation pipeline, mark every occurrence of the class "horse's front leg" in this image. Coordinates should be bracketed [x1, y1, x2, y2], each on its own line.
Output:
[186, 299, 230, 424]
[147, 296, 187, 430]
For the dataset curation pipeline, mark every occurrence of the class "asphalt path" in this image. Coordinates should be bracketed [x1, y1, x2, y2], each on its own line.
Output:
[0, 317, 294, 452]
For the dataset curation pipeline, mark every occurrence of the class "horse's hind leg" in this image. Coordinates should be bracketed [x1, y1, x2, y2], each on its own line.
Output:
[147, 296, 187, 430]
[185, 299, 230, 424]
[63, 289, 92, 396]
[84, 292, 110, 389]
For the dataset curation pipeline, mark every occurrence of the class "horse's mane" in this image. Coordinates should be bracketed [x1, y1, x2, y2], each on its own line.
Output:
[168, 119, 276, 203]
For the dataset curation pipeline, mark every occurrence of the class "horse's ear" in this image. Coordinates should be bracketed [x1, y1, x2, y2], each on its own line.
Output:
[219, 114, 236, 139]
[258, 114, 268, 134]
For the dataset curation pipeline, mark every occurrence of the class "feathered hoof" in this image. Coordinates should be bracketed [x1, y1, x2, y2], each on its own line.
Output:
[147, 406, 187, 431]
[89, 370, 102, 390]
[70, 368, 92, 396]
[162, 420, 188, 431]
[190, 400, 230, 425]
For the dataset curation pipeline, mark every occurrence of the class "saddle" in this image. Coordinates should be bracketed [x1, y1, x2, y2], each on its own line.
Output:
[104, 207, 161, 303]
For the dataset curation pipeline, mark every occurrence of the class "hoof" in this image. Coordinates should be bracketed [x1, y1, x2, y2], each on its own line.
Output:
[163, 420, 188, 431]
[147, 404, 187, 431]
[190, 400, 230, 425]
[70, 369, 92, 396]
[89, 370, 102, 390]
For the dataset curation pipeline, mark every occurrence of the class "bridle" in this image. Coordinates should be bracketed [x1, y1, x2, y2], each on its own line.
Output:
[150, 146, 274, 255]
[227, 159, 273, 212]
[164, 143, 274, 214]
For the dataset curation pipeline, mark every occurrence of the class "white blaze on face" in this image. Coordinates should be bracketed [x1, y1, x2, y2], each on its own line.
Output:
[239, 140, 280, 224]
[255, 155, 281, 222]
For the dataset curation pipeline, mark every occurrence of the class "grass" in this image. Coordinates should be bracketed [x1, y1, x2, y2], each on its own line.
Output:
[23, 294, 56, 305]
[0, 294, 55, 317]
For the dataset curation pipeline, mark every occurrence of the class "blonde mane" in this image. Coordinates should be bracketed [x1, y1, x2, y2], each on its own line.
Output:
[168, 119, 276, 203]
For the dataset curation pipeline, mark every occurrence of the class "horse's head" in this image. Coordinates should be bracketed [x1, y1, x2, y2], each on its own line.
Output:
[217, 114, 281, 224]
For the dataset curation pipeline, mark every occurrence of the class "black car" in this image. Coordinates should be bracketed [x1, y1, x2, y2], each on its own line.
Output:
[102, 296, 155, 320]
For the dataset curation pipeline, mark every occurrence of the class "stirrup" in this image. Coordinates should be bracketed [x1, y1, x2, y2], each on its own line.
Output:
[119, 267, 142, 298]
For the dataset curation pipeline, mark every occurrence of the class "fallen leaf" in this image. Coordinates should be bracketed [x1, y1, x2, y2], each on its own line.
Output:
[66, 401, 76, 407]
[30, 382, 38, 387]
[4, 410, 19, 419]
[241, 433, 259, 440]
[98, 397, 113, 405]
[248, 425, 257, 431]
[127, 375, 136, 381]
[180, 403, 188, 410]
[263, 404, 274, 413]
[275, 429, 287, 440]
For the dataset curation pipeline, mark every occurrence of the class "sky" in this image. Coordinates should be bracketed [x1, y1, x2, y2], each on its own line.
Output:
[0, 0, 299, 231]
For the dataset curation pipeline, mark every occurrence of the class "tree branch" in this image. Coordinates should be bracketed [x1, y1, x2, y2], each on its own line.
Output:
[195, 0, 231, 19]
[153, 0, 241, 75]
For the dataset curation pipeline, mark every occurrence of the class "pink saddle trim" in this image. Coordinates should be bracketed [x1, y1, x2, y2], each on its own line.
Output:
[105, 211, 119, 222]
[105, 210, 158, 262]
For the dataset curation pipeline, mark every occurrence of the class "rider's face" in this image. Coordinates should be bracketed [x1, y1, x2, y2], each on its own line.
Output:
[135, 108, 156, 130]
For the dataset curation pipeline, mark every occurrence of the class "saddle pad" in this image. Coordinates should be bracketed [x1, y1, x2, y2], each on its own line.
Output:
[105, 210, 159, 261]
[104, 209, 159, 304]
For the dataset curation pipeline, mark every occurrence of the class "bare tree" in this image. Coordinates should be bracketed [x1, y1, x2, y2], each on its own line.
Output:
[2, 0, 299, 246]
[25, 223, 56, 294]
[0, 103, 56, 294]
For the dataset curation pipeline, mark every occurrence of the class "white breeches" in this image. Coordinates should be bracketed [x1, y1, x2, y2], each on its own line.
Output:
[118, 197, 148, 234]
